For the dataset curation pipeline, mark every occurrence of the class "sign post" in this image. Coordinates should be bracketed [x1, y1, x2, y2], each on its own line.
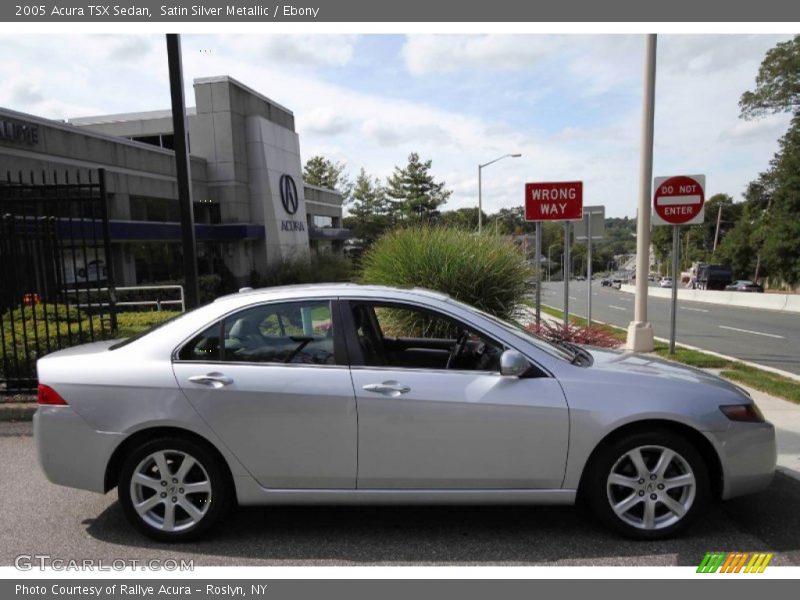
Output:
[525, 181, 583, 329]
[652, 175, 706, 354]
[535, 222, 542, 325]
[574, 205, 605, 326]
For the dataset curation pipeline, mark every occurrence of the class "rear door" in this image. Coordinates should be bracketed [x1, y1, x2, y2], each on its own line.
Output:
[172, 298, 357, 489]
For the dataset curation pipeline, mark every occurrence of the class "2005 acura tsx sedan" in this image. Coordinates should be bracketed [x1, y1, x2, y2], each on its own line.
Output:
[34, 284, 776, 542]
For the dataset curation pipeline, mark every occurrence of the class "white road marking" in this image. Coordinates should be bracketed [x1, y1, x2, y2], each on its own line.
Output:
[608, 305, 628, 311]
[718, 325, 785, 339]
[681, 307, 709, 313]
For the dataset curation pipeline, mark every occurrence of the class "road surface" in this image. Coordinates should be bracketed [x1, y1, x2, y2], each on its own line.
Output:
[539, 281, 800, 375]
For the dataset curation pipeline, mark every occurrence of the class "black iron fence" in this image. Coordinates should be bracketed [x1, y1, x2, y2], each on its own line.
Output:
[0, 169, 117, 394]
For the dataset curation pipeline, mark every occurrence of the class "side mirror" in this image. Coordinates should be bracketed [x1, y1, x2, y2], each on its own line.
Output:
[500, 349, 529, 377]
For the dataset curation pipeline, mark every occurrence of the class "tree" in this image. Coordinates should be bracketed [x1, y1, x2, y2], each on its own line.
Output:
[739, 35, 800, 120]
[385, 152, 451, 222]
[736, 36, 800, 287]
[347, 169, 392, 247]
[303, 156, 352, 201]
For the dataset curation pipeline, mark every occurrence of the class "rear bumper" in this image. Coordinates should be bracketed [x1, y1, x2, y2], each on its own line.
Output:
[707, 421, 777, 500]
[34, 406, 124, 493]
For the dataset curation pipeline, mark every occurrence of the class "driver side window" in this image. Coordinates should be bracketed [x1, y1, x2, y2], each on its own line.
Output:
[351, 303, 503, 372]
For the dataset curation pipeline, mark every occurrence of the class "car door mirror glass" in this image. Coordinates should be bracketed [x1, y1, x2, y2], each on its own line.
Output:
[500, 349, 529, 377]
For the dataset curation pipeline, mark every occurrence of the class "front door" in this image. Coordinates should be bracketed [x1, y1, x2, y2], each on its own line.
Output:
[173, 299, 357, 489]
[344, 301, 570, 490]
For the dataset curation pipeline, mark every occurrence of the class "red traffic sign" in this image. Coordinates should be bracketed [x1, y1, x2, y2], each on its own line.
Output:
[652, 175, 706, 226]
[525, 181, 583, 221]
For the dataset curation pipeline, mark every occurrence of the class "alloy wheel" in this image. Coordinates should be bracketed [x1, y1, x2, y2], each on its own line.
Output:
[129, 449, 212, 532]
[605, 445, 696, 531]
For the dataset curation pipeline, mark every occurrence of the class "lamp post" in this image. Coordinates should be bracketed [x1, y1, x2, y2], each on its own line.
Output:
[478, 153, 521, 234]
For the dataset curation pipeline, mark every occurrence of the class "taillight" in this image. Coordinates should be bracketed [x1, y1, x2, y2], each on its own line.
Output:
[720, 404, 765, 423]
[37, 384, 68, 406]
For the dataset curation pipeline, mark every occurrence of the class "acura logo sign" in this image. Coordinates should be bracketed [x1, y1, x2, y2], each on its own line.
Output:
[279, 174, 299, 215]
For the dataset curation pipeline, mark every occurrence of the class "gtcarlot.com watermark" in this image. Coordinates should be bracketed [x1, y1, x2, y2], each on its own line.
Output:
[15, 554, 194, 571]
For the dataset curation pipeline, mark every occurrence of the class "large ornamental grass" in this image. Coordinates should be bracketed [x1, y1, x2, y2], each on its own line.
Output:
[360, 226, 533, 321]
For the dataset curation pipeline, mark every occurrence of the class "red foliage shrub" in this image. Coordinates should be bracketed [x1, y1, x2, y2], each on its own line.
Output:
[525, 320, 622, 349]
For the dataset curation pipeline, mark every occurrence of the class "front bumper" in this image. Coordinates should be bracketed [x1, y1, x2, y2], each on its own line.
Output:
[34, 406, 124, 493]
[707, 421, 777, 500]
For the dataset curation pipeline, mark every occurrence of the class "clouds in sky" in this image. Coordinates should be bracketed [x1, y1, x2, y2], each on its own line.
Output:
[0, 33, 793, 217]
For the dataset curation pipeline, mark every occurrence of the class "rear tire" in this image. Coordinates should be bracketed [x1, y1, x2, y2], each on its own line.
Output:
[585, 430, 709, 540]
[118, 437, 231, 542]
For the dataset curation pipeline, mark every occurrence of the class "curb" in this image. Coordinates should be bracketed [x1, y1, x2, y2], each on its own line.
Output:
[0, 403, 36, 422]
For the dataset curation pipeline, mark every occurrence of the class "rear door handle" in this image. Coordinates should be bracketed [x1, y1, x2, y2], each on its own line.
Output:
[188, 373, 233, 388]
[363, 381, 411, 397]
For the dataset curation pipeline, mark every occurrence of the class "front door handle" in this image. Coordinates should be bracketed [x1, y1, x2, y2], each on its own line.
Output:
[363, 381, 411, 397]
[188, 372, 233, 388]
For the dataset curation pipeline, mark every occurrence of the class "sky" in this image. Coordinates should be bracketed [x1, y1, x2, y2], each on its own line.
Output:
[0, 33, 795, 218]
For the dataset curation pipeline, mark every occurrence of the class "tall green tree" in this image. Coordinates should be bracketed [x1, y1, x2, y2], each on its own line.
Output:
[346, 169, 392, 246]
[303, 156, 352, 201]
[739, 35, 800, 119]
[734, 35, 800, 286]
[385, 152, 451, 222]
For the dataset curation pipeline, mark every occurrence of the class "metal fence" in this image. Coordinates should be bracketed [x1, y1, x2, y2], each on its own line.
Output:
[0, 169, 117, 394]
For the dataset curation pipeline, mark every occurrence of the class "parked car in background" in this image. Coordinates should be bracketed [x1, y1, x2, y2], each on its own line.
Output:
[600, 277, 613, 287]
[659, 277, 674, 288]
[696, 264, 733, 291]
[725, 280, 764, 293]
[35, 284, 775, 542]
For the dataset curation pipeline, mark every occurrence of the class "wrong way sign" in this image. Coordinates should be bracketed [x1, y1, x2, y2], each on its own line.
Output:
[652, 175, 705, 226]
[525, 181, 583, 221]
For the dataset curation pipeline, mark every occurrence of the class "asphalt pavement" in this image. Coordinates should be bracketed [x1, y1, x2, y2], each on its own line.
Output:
[2, 423, 799, 567]
[539, 281, 800, 375]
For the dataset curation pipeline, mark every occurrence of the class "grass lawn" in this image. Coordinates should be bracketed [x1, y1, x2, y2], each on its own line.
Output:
[528, 301, 800, 406]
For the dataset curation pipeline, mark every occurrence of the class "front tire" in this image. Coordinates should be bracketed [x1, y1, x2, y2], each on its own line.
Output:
[585, 431, 709, 540]
[118, 437, 231, 542]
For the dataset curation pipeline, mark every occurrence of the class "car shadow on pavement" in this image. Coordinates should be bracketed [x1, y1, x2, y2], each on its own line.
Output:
[83, 472, 800, 566]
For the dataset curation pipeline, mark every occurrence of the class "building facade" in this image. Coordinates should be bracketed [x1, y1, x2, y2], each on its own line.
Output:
[0, 75, 351, 287]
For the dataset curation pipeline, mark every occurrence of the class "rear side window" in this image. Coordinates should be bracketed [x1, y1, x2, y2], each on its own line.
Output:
[177, 300, 336, 365]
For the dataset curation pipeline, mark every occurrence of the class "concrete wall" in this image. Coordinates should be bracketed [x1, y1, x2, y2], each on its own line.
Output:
[619, 284, 800, 313]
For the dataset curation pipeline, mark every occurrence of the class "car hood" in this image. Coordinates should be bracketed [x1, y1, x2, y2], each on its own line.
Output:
[584, 346, 743, 394]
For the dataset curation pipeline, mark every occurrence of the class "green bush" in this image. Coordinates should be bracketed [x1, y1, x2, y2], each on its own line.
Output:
[251, 253, 354, 288]
[360, 226, 533, 321]
[1, 305, 180, 382]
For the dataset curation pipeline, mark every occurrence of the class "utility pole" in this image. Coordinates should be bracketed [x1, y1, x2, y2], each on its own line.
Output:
[626, 33, 657, 352]
[166, 34, 199, 309]
[712, 202, 723, 253]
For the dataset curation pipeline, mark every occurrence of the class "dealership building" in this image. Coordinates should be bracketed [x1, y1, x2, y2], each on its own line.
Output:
[0, 75, 351, 287]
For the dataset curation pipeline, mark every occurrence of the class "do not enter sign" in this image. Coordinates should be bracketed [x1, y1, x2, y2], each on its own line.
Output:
[652, 175, 706, 226]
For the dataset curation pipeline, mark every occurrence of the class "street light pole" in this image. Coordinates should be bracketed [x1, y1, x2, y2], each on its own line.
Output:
[477, 153, 521, 234]
[626, 33, 657, 352]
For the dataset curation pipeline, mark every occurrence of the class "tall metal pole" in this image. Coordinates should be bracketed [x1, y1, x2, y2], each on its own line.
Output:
[477, 165, 483, 234]
[563, 221, 571, 329]
[626, 33, 657, 352]
[669, 225, 679, 354]
[535, 221, 542, 325]
[587, 214, 593, 327]
[166, 33, 199, 309]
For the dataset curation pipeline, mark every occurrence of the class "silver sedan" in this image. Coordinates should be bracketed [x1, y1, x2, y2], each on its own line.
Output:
[34, 284, 776, 542]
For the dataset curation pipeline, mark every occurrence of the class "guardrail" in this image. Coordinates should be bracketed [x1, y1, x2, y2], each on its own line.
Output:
[64, 285, 186, 313]
[619, 284, 800, 313]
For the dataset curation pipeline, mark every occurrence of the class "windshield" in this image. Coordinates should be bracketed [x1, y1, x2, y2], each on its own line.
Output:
[449, 299, 576, 362]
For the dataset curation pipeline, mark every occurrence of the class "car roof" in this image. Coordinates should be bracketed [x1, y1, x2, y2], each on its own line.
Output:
[214, 283, 451, 304]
